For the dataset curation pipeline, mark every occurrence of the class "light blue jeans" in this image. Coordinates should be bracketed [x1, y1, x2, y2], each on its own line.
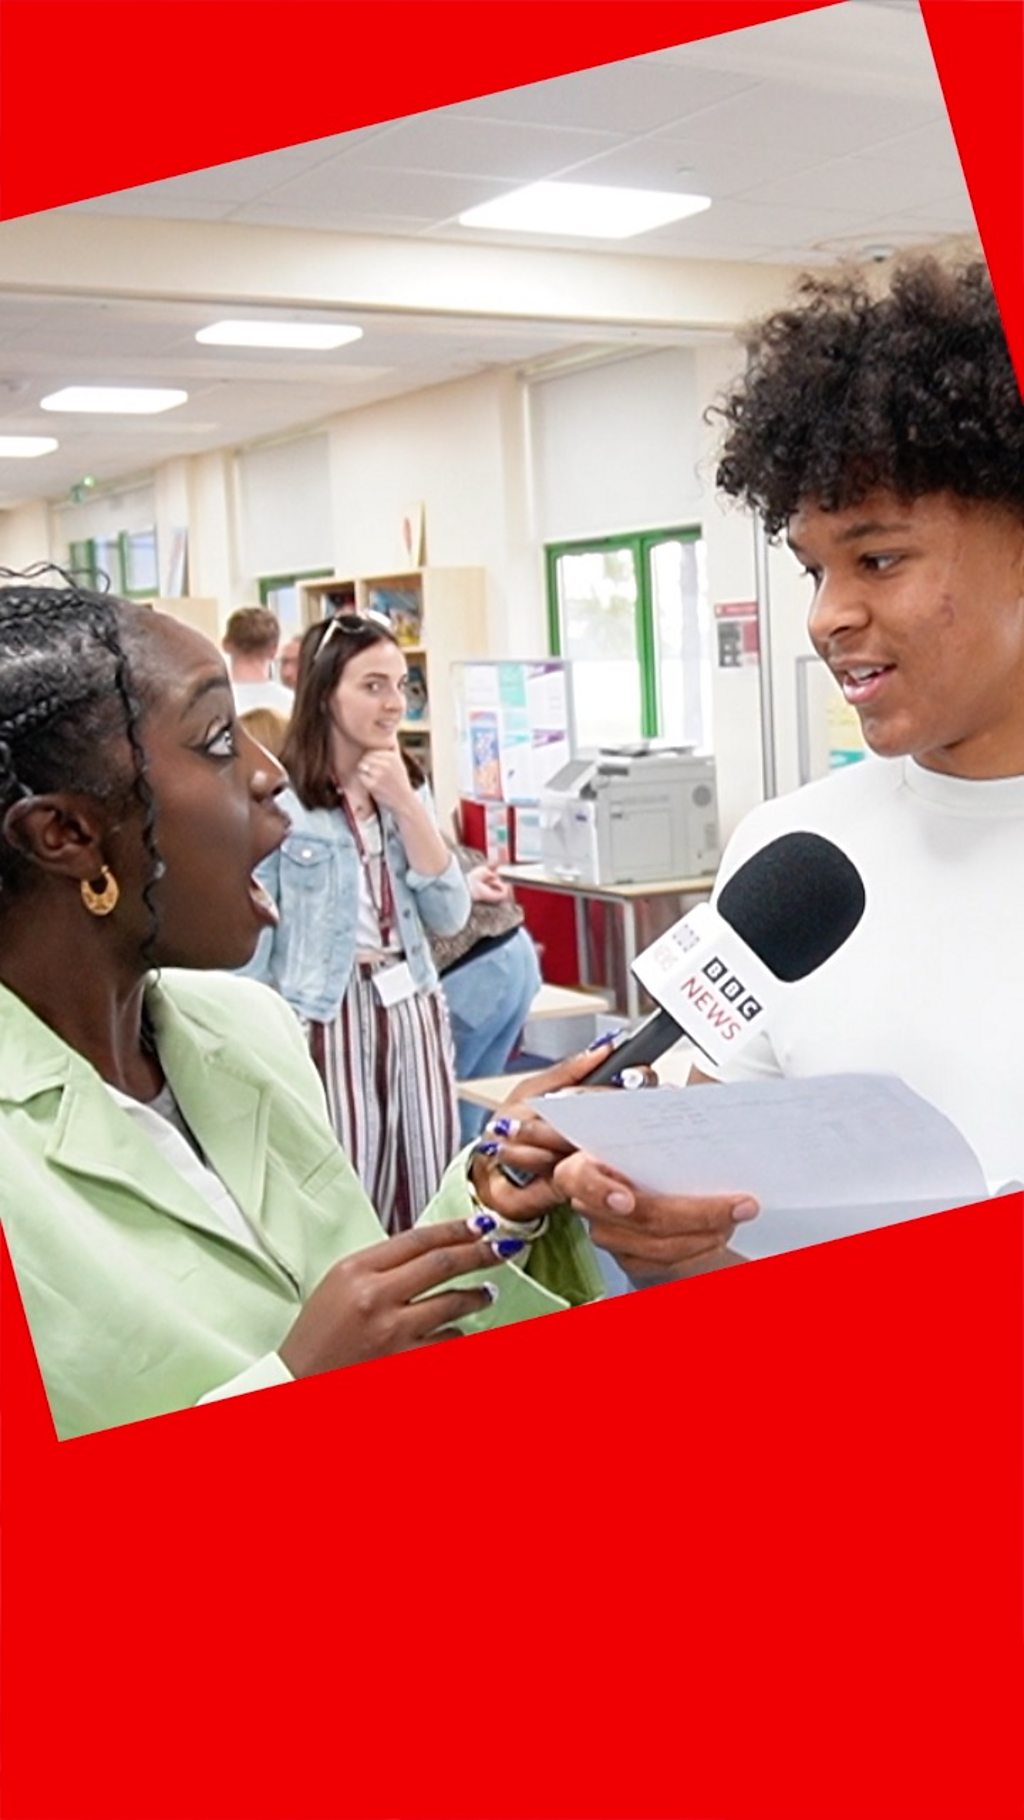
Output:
[441, 928, 543, 1145]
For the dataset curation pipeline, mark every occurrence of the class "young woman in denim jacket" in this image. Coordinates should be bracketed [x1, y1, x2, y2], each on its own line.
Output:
[243, 614, 471, 1232]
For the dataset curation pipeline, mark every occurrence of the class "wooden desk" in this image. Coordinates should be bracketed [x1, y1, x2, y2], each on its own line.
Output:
[457, 1039, 699, 1112]
[500, 864, 716, 1021]
[525, 983, 612, 1021]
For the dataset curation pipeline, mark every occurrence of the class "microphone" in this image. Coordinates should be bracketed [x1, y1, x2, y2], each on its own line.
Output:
[497, 831, 865, 1187]
[583, 830, 865, 1084]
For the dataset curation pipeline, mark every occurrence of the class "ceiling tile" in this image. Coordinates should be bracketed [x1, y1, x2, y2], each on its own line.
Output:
[235, 159, 517, 222]
[69, 193, 237, 221]
[228, 202, 437, 234]
[449, 59, 761, 134]
[733, 146, 972, 217]
[320, 113, 626, 180]
[667, 81, 944, 165]
[555, 131, 822, 196]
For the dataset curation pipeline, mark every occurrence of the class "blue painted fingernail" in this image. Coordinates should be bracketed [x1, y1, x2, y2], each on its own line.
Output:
[474, 1140, 500, 1157]
[493, 1237, 526, 1258]
[587, 1029, 623, 1051]
[609, 1071, 625, 1088]
[468, 1212, 498, 1235]
[489, 1116, 518, 1138]
[481, 1281, 500, 1304]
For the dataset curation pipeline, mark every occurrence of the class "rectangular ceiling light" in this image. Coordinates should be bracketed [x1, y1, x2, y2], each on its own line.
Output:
[40, 387, 188, 414]
[0, 435, 59, 457]
[458, 181, 711, 239]
[196, 319, 364, 349]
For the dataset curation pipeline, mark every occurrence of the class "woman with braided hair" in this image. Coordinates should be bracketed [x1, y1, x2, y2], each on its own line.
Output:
[0, 578, 609, 1441]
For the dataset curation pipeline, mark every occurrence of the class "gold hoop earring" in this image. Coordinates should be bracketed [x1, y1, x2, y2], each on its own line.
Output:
[80, 867, 120, 917]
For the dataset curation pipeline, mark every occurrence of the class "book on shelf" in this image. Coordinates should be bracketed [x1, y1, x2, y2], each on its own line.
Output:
[400, 732, 432, 779]
[403, 660, 429, 721]
[366, 584, 423, 646]
[320, 584, 357, 616]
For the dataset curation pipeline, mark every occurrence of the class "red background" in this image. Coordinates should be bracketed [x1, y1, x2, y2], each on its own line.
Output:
[1, 4, 1022, 1816]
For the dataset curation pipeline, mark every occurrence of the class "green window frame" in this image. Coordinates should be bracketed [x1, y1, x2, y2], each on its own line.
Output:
[257, 568, 333, 606]
[68, 536, 125, 594]
[257, 568, 333, 636]
[118, 528, 160, 599]
[546, 526, 705, 742]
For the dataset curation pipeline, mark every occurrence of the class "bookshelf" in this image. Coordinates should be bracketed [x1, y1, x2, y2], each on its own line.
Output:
[297, 567, 486, 818]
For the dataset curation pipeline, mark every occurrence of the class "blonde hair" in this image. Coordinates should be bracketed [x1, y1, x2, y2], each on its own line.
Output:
[238, 705, 290, 761]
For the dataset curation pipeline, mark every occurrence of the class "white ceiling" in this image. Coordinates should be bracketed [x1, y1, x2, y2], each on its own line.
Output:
[0, 0, 978, 509]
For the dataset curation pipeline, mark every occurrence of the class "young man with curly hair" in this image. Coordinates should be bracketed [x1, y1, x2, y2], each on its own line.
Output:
[554, 259, 1024, 1279]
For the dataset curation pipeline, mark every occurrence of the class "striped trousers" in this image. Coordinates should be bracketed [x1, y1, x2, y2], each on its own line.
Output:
[308, 968, 460, 1235]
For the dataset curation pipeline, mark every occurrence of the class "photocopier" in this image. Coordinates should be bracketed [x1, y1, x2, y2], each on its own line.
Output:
[539, 744, 720, 884]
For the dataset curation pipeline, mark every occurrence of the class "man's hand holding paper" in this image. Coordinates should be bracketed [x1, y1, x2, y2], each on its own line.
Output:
[535, 1075, 990, 1277]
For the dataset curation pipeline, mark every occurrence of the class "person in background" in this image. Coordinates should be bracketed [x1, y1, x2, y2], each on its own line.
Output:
[238, 705, 290, 763]
[243, 613, 471, 1233]
[278, 635, 302, 692]
[223, 606, 294, 715]
[0, 580, 611, 1441]
[431, 845, 543, 1144]
[555, 256, 1024, 1282]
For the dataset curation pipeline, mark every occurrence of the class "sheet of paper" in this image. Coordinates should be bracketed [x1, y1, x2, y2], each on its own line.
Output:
[531, 1075, 989, 1259]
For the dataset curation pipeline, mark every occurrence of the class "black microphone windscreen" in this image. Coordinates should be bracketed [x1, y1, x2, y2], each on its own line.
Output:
[716, 831, 865, 983]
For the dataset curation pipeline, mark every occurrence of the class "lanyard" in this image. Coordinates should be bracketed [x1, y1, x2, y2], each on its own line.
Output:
[340, 795, 396, 948]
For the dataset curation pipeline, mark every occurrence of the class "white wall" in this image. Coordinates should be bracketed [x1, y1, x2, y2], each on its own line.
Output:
[0, 501, 53, 573]
[237, 433, 334, 580]
[185, 450, 239, 610]
[531, 347, 704, 542]
[326, 368, 543, 655]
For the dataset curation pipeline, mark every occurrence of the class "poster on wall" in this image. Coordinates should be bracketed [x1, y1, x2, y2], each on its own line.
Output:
[714, 599, 760, 667]
[399, 500, 426, 568]
[469, 713, 502, 799]
[454, 658, 573, 804]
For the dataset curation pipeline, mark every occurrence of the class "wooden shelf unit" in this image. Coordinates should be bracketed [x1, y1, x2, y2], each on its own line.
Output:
[297, 567, 486, 817]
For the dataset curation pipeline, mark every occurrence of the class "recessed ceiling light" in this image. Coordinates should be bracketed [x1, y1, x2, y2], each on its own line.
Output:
[458, 181, 711, 239]
[40, 387, 188, 415]
[196, 319, 364, 349]
[0, 435, 59, 458]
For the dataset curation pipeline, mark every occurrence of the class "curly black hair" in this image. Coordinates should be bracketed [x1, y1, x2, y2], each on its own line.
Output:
[710, 258, 1024, 536]
[0, 574, 164, 943]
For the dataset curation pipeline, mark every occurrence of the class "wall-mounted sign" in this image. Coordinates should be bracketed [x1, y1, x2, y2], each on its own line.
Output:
[713, 599, 759, 668]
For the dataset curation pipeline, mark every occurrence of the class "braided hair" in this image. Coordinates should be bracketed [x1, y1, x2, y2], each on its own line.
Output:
[0, 572, 164, 943]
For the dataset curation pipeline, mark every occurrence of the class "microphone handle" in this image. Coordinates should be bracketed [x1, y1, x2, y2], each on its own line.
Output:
[498, 1005, 687, 1189]
[582, 1005, 688, 1084]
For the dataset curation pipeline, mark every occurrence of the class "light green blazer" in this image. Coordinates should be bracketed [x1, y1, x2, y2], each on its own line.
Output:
[0, 973, 603, 1441]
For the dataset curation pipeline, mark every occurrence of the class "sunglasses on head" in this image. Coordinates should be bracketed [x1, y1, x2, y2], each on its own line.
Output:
[313, 610, 391, 662]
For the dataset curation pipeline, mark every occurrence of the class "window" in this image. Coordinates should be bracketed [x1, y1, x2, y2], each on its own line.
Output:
[119, 528, 159, 598]
[68, 536, 124, 594]
[546, 528, 710, 752]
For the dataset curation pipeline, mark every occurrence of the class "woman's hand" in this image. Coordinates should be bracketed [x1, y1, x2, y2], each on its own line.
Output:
[552, 1150, 759, 1283]
[468, 863, 512, 905]
[278, 1220, 503, 1378]
[356, 749, 417, 814]
[468, 1040, 620, 1223]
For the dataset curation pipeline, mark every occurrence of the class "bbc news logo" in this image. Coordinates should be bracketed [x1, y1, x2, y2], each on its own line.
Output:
[703, 955, 762, 1022]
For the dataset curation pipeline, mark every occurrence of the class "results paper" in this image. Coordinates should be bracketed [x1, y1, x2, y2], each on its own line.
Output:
[531, 1074, 989, 1258]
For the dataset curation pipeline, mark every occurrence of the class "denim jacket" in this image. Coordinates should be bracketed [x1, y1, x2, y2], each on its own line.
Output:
[241, 784, 470, 1023]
